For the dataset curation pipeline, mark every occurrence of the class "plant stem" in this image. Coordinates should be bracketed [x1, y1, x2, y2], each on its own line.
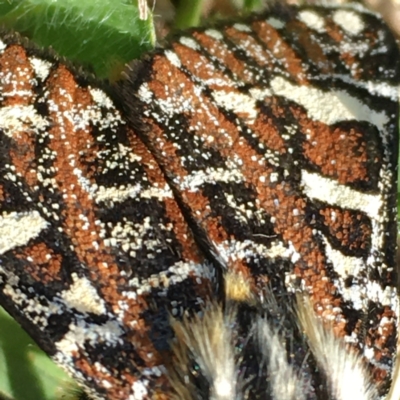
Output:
[175, 0, 204, 29]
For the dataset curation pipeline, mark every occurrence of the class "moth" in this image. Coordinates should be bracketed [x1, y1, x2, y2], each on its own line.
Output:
[0, 2, 399, 400]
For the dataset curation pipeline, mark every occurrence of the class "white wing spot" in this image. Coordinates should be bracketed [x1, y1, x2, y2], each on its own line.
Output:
[205, 29, 224, 40]
[267, 17, 285, 29]
[301, 170, 381, 220]
[0, 105, 49, 137]
[178, 167, 244, 192]
[180, 37, 200, 50]
[0, 211, 48, 254]
[233, 23, 252, 32]
[30, 57, 52, 81]
[164, 50, 181, 68]
[132, 381, 148, 400]
[95, 184, 142, 204]
[138, 82, 153, 103]
[61, 273, 106, 315]
[270, 76, 388, 132]
[333, 10, 365, 35]
[298, 10, 326, 33]
[55, 319, 124, 356]
[212, 90, 258, 122]
[90, 88, 115, 109]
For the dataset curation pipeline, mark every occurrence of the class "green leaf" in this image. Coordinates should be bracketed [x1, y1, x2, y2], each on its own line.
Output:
[0, 307, 79, 400]
[174, 0, 205, 29]
[242, 0, 264, 13]
[0, 0, 155, 78]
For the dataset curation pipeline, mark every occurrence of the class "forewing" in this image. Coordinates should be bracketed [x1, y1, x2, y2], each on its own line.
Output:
[0, 33, 213, 399]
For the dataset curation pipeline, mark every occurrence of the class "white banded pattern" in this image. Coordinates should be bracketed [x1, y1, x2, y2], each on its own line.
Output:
[0, 211, 48, 254]
[119, 3, 400, 399]
[0, 3, 399, 400]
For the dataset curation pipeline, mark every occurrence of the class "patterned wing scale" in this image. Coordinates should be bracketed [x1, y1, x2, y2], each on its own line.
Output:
[117, 4, 400, 398]
[0, 3, 399, 400]
[0, 34, 213, 399]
